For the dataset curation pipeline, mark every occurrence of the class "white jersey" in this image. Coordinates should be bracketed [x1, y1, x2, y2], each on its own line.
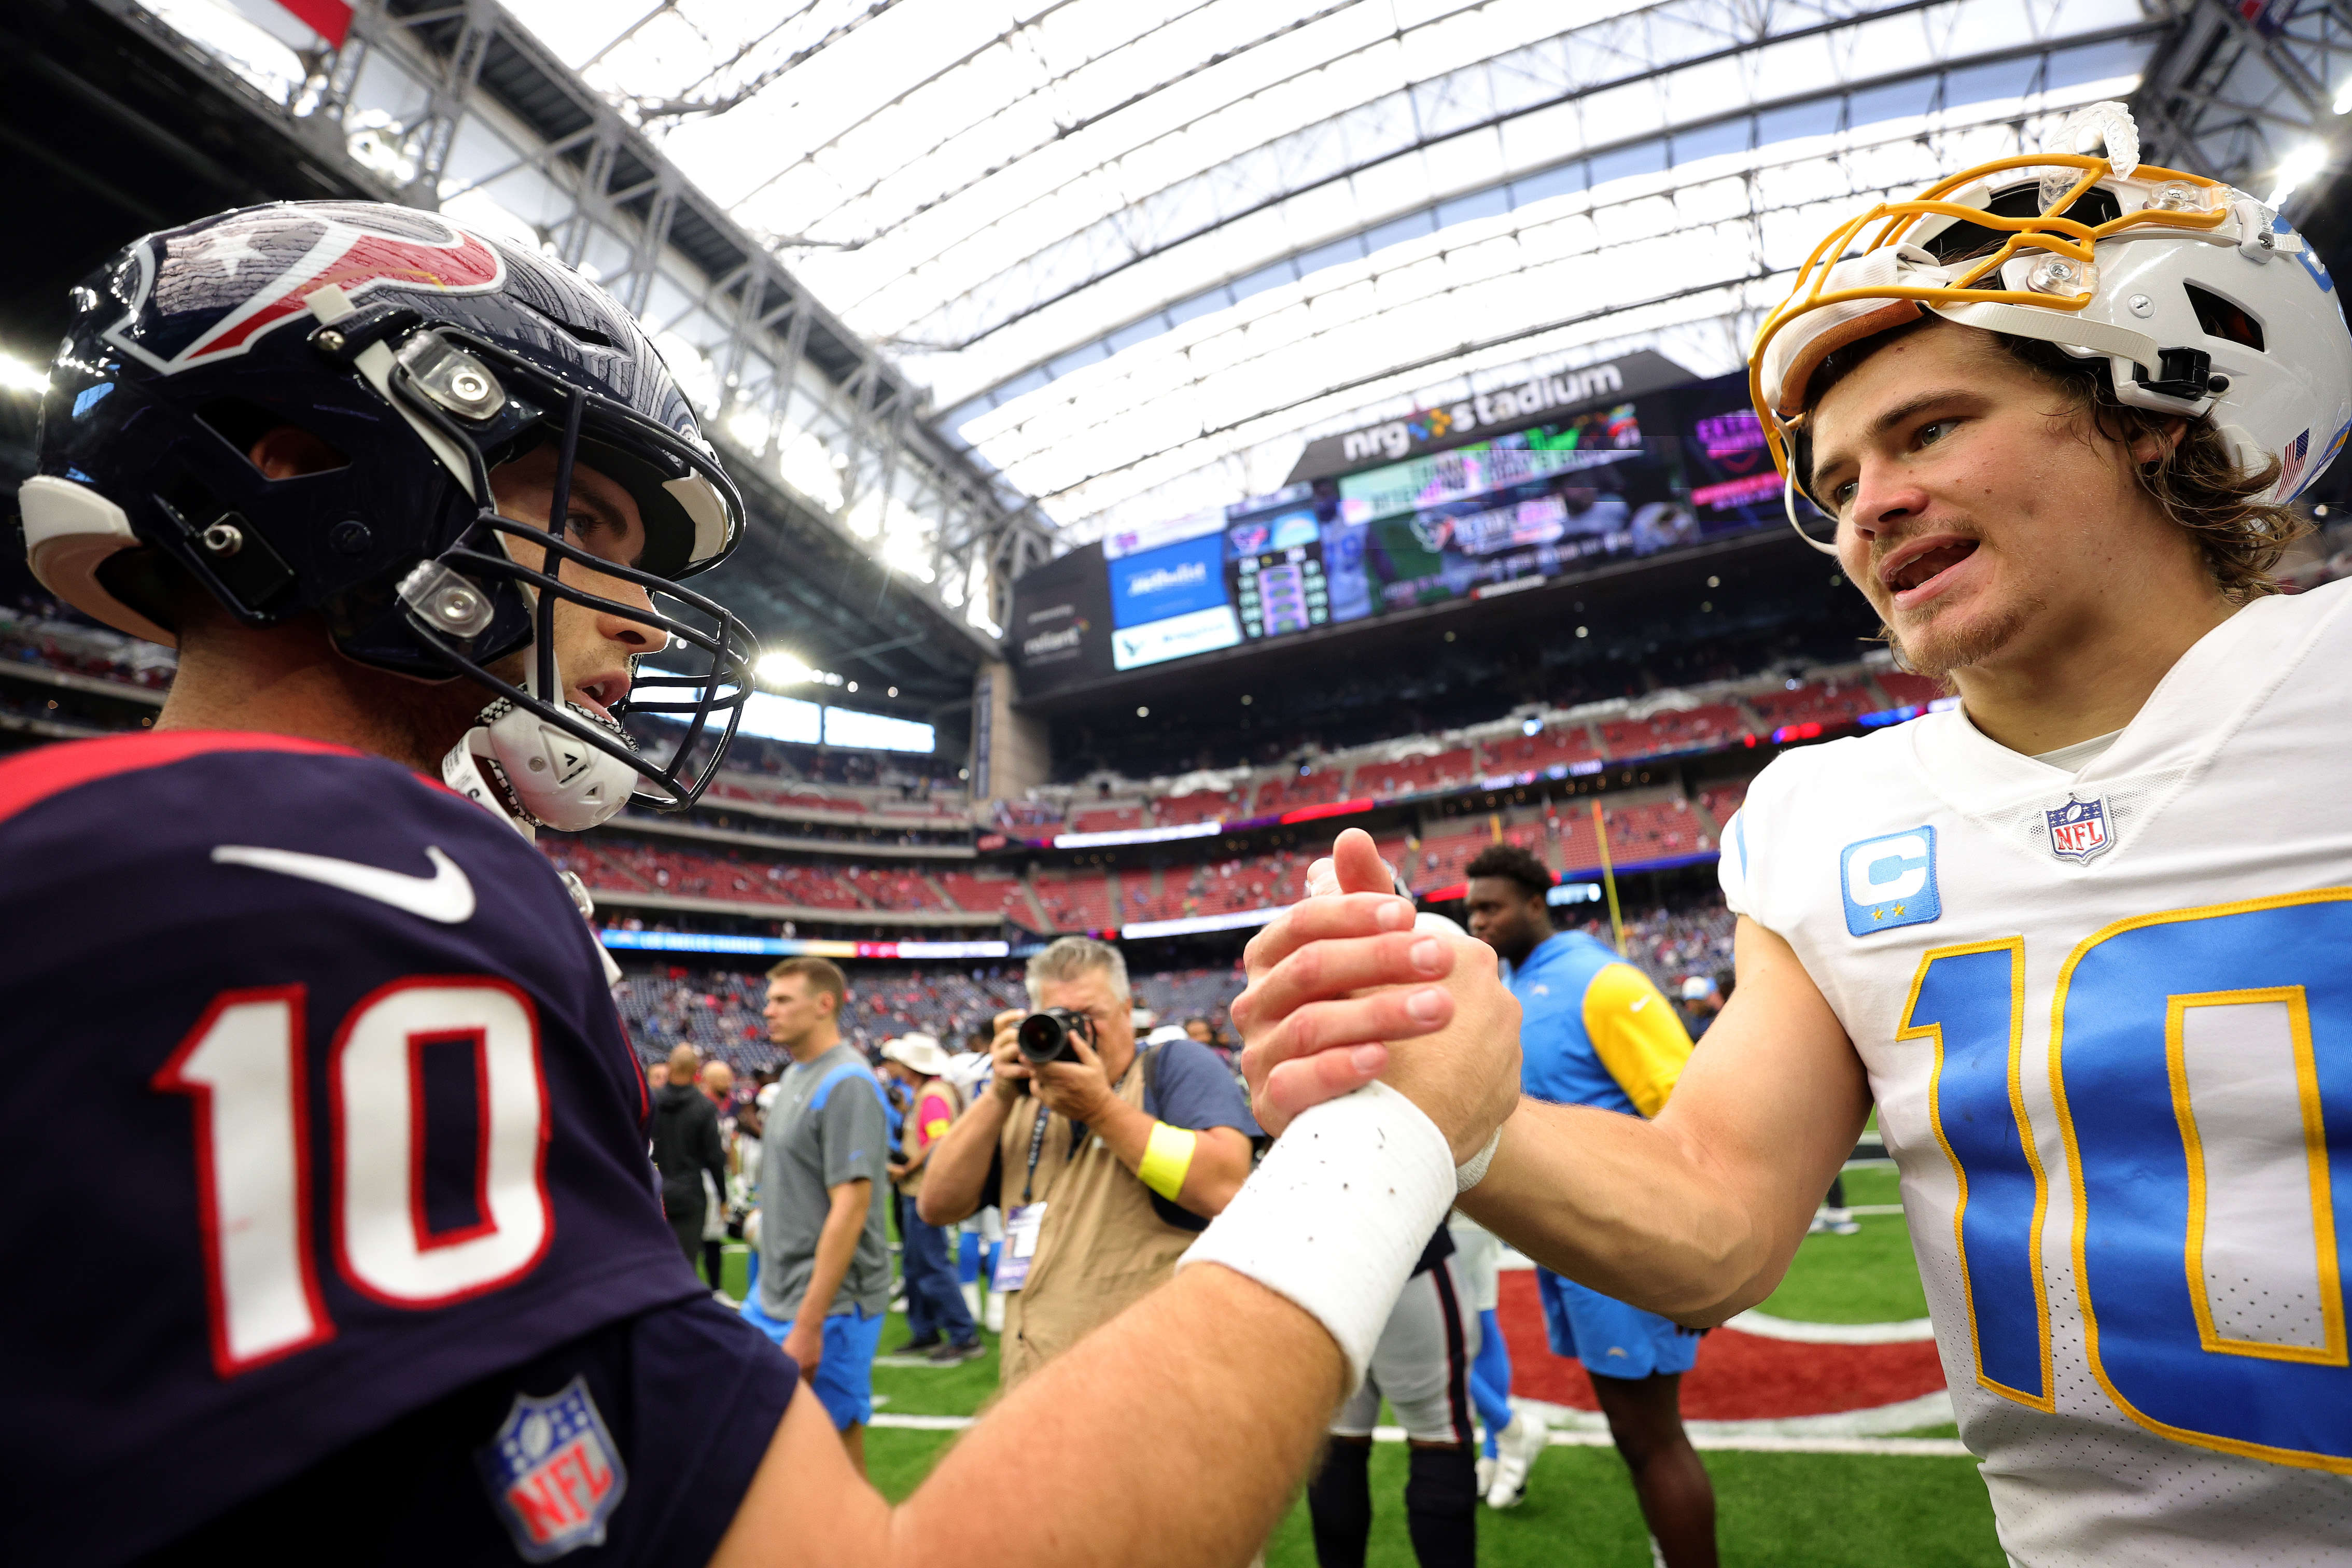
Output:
[1720, 581, 2352, 1566]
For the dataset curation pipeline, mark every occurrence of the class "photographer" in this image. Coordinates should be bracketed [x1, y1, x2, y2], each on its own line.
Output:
[919, 937, 1260, 1387]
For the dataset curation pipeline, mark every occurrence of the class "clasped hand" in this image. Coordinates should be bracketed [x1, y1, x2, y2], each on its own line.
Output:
[1231, 828, 1521, 1161]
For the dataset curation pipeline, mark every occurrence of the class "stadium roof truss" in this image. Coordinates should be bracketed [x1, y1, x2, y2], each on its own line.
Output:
[106, 0, 1060, 676]
[485, 0, 2216, 547]
[120, 0, 2348, 590]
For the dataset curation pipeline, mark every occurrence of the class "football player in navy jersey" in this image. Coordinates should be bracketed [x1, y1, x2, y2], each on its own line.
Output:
[2, 200, 1522, 1567]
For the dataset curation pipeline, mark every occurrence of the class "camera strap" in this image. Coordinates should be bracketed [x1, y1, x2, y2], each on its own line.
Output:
[1021, 1103, 1053, 1204]
[1019, 1051, 1144, 1203]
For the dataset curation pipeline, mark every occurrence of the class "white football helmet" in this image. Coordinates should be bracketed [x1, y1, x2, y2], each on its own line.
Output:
[1750, 103, 2352, 553]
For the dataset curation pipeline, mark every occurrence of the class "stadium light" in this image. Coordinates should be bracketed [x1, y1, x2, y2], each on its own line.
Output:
[2268, 140, 2330, 206]
[753, 652, 845, 688]
[0, 354, 48, 396]
[2336, 78, 2352, 116]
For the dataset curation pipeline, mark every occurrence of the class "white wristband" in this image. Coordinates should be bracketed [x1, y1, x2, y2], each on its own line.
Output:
[1454, 1126, 1502, 1193]
[1177, 1081, 1454, 1387]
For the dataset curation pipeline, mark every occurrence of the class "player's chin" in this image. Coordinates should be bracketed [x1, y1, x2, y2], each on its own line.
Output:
[1889, 593, 2037, 679]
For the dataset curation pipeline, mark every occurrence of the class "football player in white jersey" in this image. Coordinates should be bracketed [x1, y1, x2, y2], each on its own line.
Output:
[1234, 105, 2352, 1563]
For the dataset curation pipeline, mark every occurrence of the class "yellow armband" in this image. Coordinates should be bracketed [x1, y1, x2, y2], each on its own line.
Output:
[1138, 1121, 1199, 1200]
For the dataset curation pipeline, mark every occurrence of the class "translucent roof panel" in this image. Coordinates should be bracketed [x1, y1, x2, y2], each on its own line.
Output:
[506, 0, 2163, 537]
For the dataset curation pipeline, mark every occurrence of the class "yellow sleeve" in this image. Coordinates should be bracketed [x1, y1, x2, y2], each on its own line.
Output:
[1580, 961, 1693, 1118]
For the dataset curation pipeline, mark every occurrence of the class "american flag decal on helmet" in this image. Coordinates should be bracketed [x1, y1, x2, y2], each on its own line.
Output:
[2280, 427, 2313, 496]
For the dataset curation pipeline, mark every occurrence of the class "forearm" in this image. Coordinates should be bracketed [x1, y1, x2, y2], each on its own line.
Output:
[718, 1248, 1351, 1568]
[1455, 1099, 1773, 1324]
[914, 1093, 1007, 1225]
[793, 1186, 870, 1329]
[903, 1267, 1345, 1558]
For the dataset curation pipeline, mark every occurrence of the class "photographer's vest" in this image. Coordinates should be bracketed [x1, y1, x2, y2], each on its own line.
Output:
[993, 1049, 1198, 1389]
[894, 1076, 965, 1200]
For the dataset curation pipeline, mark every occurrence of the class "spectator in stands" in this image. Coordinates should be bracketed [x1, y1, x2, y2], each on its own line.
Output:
[918, 937, 1260, 1388]
[880, 1033, 983, 1364]
[649, 1045, 728, 1283]
[1462, 843, 1715, 1564]
[742, 957, 892, 1475]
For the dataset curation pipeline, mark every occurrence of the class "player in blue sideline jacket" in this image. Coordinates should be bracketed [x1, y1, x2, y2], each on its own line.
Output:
[1462, 844, 1713, 1564]
[1, 200, 1528, 1566]
[1231, 103, 2352, 1566]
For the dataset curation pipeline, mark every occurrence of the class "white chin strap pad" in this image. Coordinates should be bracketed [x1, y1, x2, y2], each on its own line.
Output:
[483, 699, 638, 832]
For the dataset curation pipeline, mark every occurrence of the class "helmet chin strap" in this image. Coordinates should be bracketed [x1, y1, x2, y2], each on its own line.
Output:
[441, 657, 643, 835]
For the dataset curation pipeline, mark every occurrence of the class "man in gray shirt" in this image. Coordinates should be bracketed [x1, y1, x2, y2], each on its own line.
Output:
[740, 956, 891, 1474]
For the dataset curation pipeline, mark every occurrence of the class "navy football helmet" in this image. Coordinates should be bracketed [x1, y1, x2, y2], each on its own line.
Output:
[23, 200, 756, 816]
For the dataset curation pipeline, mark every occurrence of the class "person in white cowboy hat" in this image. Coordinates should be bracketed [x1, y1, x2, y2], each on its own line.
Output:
[1235, 102, 2352, 1564]
[880, 1032, 984, 1364]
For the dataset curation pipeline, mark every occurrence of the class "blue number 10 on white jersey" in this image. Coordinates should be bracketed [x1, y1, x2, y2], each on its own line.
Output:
[1721, 583, 2352, 1562]
[1903, 892, 2350, 1471]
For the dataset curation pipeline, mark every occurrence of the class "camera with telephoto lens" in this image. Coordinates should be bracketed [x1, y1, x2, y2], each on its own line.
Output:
[1016, 1007, 1093, 1070]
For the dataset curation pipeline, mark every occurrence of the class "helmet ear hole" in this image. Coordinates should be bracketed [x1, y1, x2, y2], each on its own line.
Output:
[198, 400, 352, 478]
[2184, 284, 2265, 351]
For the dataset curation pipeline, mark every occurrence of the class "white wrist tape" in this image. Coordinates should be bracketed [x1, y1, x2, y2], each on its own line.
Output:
[1177, 1081, 1455, 1386]
[1454, 1126, 1502, 1193]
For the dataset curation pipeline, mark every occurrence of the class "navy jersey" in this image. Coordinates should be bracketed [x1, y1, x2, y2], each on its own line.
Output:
[0, 732, 740, 1561]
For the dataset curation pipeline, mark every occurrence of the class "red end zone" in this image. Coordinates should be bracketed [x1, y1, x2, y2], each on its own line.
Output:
[1496, 1270, 1946, 1420]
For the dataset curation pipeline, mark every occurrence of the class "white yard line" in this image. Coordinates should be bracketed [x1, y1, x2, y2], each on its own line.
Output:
[869, 1400, 1970, 1458]
[1723, 1309, 1937, 1343]
[1509, 1390, 1956, 1444]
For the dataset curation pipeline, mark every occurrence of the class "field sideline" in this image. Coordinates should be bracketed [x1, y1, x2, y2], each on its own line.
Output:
[723, 1165, 2006, 1565]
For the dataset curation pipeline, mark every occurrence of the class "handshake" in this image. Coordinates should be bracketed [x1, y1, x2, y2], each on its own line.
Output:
[1230, 828, 1523, 1166]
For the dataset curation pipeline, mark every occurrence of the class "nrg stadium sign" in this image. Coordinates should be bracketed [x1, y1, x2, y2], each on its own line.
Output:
[1286, 349, 1693, 484]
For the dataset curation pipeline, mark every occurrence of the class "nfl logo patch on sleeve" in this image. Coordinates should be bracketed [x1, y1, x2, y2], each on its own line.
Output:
[1839, 827, 1941, 937]
[475, 1377, 628, 1561]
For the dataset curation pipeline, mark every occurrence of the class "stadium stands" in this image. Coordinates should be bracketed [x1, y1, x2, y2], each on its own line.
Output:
[613, 962, 1256, 1069]
[1032, 868, 1120, 931]
[1875, 671, 1948, 707]
[1353, 747, 1477, 802]
[841, 864, 949, 913]
[1480, 725, 1603, 773]
[1070, 805, 1146, 834]
[1252, 768, 1351, 815]
[1698, 779, 1751, 829]
[1598, 703, 1751, 759]
[1750, 679, 1880, 727]
[939, 870, 1037, 919]
[1153, 788, 1239, 825]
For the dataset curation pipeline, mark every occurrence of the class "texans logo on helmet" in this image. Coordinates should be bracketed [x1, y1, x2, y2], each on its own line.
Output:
[104, 202, 505, 374]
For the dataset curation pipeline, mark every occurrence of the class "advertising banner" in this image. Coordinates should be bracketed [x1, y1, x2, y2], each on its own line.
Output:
[1007, 544, 1116, 697]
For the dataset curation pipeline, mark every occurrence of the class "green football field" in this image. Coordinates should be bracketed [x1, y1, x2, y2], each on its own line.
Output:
[722, 1165, 2006, 1565]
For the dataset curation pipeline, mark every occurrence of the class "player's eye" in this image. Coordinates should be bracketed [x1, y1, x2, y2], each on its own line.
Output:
[1829, 478, 1858, 512]
[1915, 418, 1959, 449]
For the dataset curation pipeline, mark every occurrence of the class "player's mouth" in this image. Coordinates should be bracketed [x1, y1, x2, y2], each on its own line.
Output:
[1878, 536, 1980, 610]
[569, 670, 631, 721]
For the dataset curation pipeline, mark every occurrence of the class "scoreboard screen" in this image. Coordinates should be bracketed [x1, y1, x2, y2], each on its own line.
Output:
[1009, 370, 1803, 697]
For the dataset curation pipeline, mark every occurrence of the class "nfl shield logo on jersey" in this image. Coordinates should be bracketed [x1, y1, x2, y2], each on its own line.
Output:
[475, 1377, 628, 1560]
[2044, 796, 2113, 863]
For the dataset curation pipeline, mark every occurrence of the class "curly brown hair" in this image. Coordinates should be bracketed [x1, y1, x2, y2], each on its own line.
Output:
[1796, 316, 2306, 604]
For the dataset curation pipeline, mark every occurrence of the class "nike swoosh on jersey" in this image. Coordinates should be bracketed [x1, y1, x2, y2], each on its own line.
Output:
[211, 844, 477, 923]
[1630, 995, 1649, 1011]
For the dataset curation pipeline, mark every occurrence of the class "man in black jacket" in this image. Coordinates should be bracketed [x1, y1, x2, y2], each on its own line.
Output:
[651, 1043, 729, 1278]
